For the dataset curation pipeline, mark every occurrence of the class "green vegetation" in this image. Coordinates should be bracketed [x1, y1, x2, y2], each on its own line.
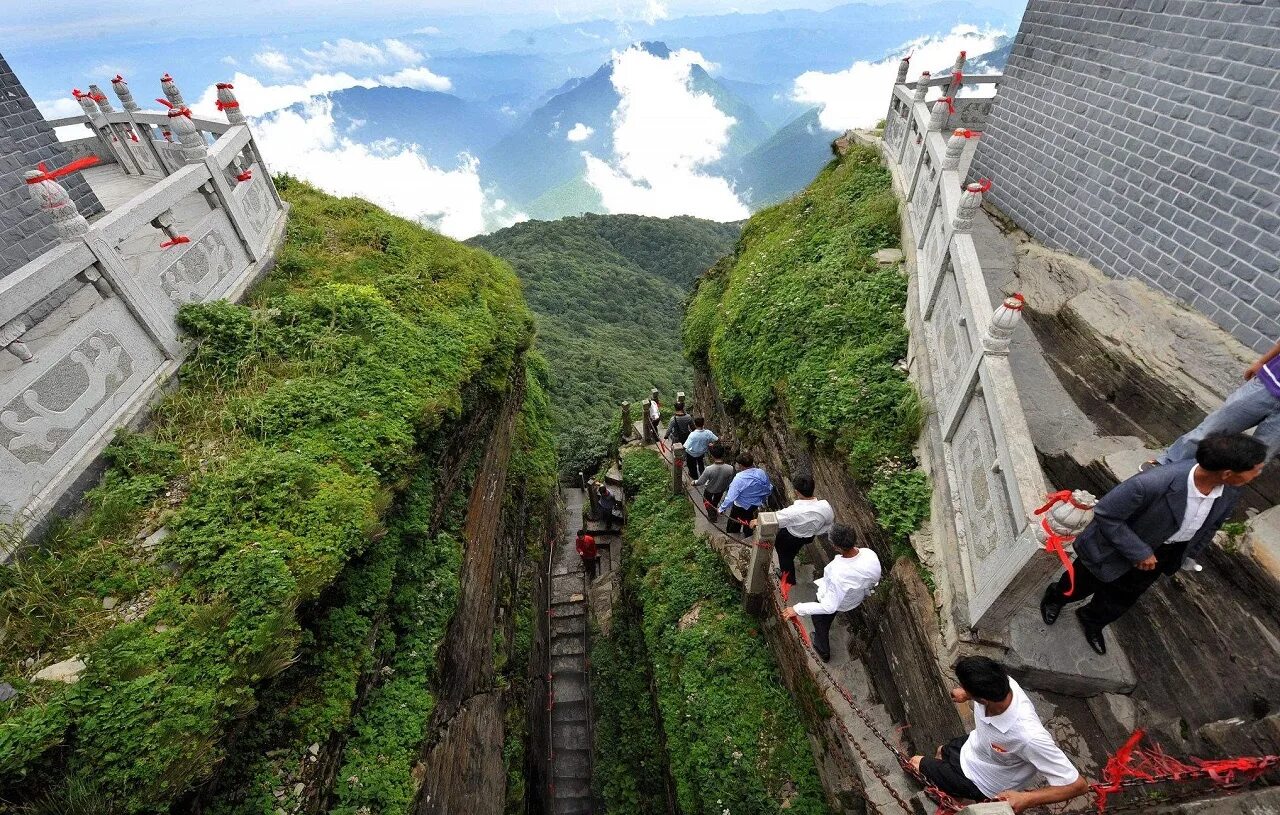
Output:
[469, 213, 740, 479]
[616, 448, 829, 815]
[685, 144, 929, 541]
[0, 176, 535, 812]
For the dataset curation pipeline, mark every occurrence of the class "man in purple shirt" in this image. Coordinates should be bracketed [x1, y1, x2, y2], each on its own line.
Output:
[1146, 338, 1280, 468]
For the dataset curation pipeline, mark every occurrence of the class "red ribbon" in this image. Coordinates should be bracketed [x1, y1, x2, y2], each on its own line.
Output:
[113, 74, 125, 83]
[216, 99, 240, 110]
[160, 235, 190, 248]
[24, 155, 101, 184]
[780, 572, 794, 603]
[940, 96, 956, 114]
[1005, 292, 1026, 310]
[161, 73, 174, 82]
[952, 70, 964, 88]
[236, 168, 253, 182]
[156, 98, 192, 118]
[967, 177, 992, 193]
[786, 611, 811, 647]
[216, 82, 234, 89]
[1034, 489, 1091, 513]
[952, 128, 977, 139]
[1034, 490, 1092, 598]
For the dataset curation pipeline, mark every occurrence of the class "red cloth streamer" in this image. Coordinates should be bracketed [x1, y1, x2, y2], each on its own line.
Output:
[967, 177, 992, 193]
[952, 70, 964, 88]
[787, 612, 811, 647]
[216, 99, 240, 111]
[1006, 292, 1026, 310]
[161, 73, 174, 82]
[160, 235, 190, 249]
[236, 168, 253, 182]
[952, 128, 978, 139]
[24, 155, 101, 184]
[1034, 490, 1088, 597]
[113, 74, 125, 83]
[1034, 489, 1090, 513]
[216, 82, 235, 89]
[155, 98, 193, 118]
[959, 50, 967, 59]
[780, 572, 793, 603]
[940, 96, 956, 114]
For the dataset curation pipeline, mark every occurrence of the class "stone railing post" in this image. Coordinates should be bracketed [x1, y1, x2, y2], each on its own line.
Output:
[929, 96, 954, 130]
[672, 443, 685, 495]
[675, 390, 686, 411]
[110, 74, 138, 111]
[160, 72, 186, 108]
[112, 74, 166, 174]
[215, 82, 246, 125]
[25, 168, 90, 241]
[71, 89, 112, 155]
[1034, 490, 1097, 549]
[943, 129, 977, 171]
[895, 55, 911, 85]
[159, 101, 208, 164]
[620, 401, 631, 442]
[745, 512, 777, 613]
[642, 400, 655, 443]
[953, 178, 989, 233]
[912, 71, 931, 105]
[87, 84, 114, 114]
[983, 294, 1026, 355]
[953, 50, 968, 74]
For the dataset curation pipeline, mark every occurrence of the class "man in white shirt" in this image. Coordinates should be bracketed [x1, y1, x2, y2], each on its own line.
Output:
[1040, 433, 1267, 655]
[767, 475, 834, 588]
[782, 525, 880, 662]
[911, 656, 1088, 812]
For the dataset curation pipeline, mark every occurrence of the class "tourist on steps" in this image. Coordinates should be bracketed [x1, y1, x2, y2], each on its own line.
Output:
[576, 529, 598, 581]
[911, 656, 1087, 813]
[665, 404, 695, 447]
[694, 444, 734, 522]
[648, 396, 662, 441]
[596, 485, 622, 531]
[1143, 336, 1280, 470]
[719, 452, 774, 535]
[1041, 433, 1267, 656]
[782, 524, 879, 662]
[760, 474, 833, 588]
[682, 417, 718, 480]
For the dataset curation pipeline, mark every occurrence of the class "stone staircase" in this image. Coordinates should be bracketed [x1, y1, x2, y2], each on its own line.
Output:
[549, 489, 593, 815]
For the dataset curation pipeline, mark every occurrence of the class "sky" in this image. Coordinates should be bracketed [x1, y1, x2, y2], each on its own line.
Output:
[4, 0, 1026, 236]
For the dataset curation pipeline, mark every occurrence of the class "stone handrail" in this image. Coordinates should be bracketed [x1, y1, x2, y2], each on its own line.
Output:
[0, 77, 287, 555]
[881, 60, 1095, 636]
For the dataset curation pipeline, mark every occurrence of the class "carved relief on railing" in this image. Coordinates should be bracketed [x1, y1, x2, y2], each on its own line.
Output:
[884, 96, 909, 153]
[236, 171, 274, 237]
[951, 98, 997, 131]
[951, 387, 1018, 595]
[155, 226, 239, 307]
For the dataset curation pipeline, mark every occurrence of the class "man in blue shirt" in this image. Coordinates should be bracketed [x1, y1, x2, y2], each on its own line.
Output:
[682, 417, 718, 481]
[719, 452, 774, 535]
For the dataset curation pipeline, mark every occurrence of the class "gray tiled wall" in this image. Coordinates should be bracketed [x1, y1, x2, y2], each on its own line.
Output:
[1, 52, 103, 279]
[970, 0, 1280, 352]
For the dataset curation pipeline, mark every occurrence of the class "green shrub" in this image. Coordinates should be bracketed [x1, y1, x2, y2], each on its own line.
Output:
[618, 449, 829, 815]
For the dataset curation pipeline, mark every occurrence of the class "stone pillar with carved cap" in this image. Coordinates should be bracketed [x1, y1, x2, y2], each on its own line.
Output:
[160, 72, 186, 108]
[912, 71, 931, 105]
[160, 102, 208, 164]
[983, 294, 1026, 355]
[929, 96, 954, 131]
[26, 169, 90, 241]
[953, 179, 989, 233]
[620, 401, 631, 443]
[895, 55, 911, 85]
[943, 129, 977, 171]
[215, 83, 246, 125]
[672, 442, 685, 495]
[745, 512, 777, 613]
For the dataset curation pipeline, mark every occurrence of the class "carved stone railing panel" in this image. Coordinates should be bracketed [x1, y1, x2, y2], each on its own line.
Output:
[882, 68, 1061, 635]
[1, 95, 289, 551]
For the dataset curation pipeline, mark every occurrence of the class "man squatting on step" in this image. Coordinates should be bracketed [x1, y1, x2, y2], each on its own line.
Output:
[693, 444, 734, 522]
[718, 452, 774, 535]
[911, 656, 1088, 813]
[781, 524, 880, 662]
[1041, 433, 1267, 656]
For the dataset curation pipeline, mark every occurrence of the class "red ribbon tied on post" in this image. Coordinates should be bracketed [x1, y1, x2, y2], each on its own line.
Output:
[215, 83, 240, 110]
[236, 169, 253, 182]
[952, 128, 978, 139]
[952, 70, 964, 89]
[155, 98, 192, 118]
[1034, 490, 1089, 597]
[968, 177, 993, 194]
[940, 96, 956, 115]
[113, 74, 125, 83]
[24, 155, 101, 184]
[160, 235, 190, 249]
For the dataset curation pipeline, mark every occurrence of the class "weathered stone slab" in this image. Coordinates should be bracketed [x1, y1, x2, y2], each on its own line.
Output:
[1005, 607, 1136, 696]
[32, 656, 87, 684]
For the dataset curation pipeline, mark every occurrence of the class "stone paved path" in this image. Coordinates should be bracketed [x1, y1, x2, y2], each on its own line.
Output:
[549, 488, 593, 815]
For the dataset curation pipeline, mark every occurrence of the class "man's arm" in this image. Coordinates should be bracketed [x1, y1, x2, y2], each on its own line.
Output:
[719, 474, 743, 513]
[1245, 339, 1280, 380]
[998, 734, 1089, 813]
[997, 777, 1089, 813]
[789, 589, 842, 618]
[1090, 477, 1156, 566]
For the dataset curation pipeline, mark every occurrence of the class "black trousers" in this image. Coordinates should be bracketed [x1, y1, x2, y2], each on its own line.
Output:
[687, 453, 706, 480]
[920, 736, 985, 801]
[703, 490, 724, 522]
[775, 528, 814, 581]
[1046, 542, 1187, 628]
[810, 612, 836, 660]
[726, 503, 758, 535]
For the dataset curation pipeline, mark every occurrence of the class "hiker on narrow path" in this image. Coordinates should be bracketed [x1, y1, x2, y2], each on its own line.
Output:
[682, 417, 718, 481]
[693, 444, 734, 522]
[767, 474, 833, 589]
[782, 525, 879, 662]
[719, 452, 773, 535]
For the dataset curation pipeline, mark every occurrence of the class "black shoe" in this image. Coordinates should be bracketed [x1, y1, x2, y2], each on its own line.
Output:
[1077, 611, 1106, 655]
[1040, 591, 1064, 626]
[816, 650, 831, 663]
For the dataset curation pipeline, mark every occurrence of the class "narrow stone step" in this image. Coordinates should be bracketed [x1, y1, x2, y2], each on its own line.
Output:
[551, 638, 585, 657]
[552, 722, 590, 747]
[551, 654, 587, 675]
[551, 793, 593, 814]
[553, 680, 588, 705]
[552, 699, 589, 724]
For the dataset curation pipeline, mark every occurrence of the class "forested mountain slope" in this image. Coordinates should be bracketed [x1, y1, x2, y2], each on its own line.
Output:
[470, 213, 741, 477]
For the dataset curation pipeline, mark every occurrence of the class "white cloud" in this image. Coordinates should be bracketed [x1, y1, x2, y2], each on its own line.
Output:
[377, 66, 452, 92]
[792, 24, 1005, 132]
[91, 62, 130, 77]
[253, 49, 294, 74]
[642, 0, 669, 24]
[221, 55, 239, 66]
[566, 122, 595, 142]
[190, 71, 379, 117]
[412, 26, 442, 35]
[301, 38, 390, 69]
[252, 97, 522, 239]
[36, 97, 83, 119]
[582, 44, 748, 221]
[383, 38, 424, 64]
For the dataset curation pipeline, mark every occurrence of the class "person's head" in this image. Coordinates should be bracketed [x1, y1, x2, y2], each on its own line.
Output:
[736, 452, 754, 471]
[709, 443, 725, 462]
[1196, 433, 1268, 486]
[830, 524, 858, 553]
[576, 529, 586, 539]
[694, 416, 705, 428]
[954, 656, 1011, 704]
[793, 475, 815, 498]
[675, 405, 686, 415]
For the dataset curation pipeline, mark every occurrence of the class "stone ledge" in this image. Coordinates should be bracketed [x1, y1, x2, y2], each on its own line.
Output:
[1004, 606, 1137, 697]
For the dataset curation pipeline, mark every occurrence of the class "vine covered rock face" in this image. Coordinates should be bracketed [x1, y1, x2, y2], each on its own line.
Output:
[0, 175, 535, 811]
[616, 448, 830, 815]
[684, 143, 929, 542]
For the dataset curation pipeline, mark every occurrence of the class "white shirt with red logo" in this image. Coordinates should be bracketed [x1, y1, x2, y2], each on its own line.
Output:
[959, 678, 1080, 797]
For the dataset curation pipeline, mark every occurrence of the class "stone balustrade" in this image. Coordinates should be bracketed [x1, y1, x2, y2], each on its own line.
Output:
[880, 60, 1091, 638]
[0, 75, 288, 554]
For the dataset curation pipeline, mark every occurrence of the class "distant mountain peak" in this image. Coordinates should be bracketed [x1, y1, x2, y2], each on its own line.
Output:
[632, 41, 672, 59]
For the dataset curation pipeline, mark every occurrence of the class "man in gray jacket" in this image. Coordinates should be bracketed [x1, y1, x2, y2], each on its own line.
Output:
[1040, 433, 1267, 656]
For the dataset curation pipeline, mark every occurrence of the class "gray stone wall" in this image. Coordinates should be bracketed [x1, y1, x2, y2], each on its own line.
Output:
[969, 0, 1280, 353]
[0, 52, 103, 279]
